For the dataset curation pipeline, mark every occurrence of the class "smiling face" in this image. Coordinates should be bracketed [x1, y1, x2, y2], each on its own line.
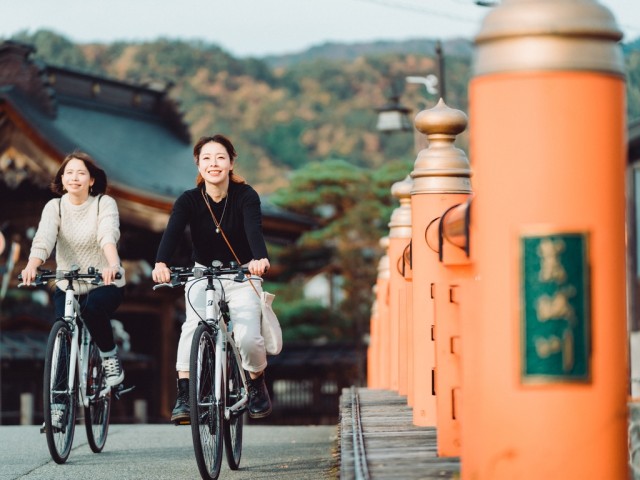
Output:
[61, 158, 94, 199]
[196, 141, 233, 189]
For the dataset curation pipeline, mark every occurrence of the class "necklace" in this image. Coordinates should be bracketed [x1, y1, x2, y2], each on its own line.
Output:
[204, 190, 228, 234]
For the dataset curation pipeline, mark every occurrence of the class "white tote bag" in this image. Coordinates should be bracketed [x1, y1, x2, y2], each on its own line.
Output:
[201, 189, 282, 355]
[260, 291, 283, 355]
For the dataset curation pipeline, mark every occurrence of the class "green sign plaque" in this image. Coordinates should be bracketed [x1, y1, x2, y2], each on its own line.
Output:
[520, 232, 591, 383]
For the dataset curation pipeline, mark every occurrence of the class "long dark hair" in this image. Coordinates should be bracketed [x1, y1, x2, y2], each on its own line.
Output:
[50, 151, 108, 196]
[194, 134, 246, 187]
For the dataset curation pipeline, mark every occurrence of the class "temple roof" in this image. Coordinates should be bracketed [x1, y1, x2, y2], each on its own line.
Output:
[0, 40, 314, 241]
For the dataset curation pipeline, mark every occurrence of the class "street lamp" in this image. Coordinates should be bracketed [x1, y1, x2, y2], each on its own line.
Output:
[375, 95, 413, 133]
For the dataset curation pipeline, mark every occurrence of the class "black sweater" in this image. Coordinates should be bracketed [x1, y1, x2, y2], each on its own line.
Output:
[155, 182, 269, 267]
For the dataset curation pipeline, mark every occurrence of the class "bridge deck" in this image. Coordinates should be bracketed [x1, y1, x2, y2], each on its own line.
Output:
[339, 388, 460, 479]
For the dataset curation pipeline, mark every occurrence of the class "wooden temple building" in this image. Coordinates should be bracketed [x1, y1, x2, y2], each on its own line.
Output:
[0, 40, 316, 424]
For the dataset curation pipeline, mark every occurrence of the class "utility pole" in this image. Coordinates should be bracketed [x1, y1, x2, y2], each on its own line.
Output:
[436, 40, 446, 103]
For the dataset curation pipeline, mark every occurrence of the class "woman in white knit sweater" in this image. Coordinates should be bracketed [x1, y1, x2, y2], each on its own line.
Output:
[20, 151, 126, 386]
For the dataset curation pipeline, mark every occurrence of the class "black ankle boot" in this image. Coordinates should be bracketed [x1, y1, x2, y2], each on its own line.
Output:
[171, 378, 190, 424]
[248, 372, 272, 419]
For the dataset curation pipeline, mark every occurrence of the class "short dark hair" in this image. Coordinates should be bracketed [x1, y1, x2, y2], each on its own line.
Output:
[51, 151, 108, 196]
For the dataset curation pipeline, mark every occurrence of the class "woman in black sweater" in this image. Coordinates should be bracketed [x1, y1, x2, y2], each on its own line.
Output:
[152, 134, 271, 423]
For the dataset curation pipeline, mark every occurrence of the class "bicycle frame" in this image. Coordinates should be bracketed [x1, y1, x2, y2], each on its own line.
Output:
[61, 283, 110, 410]
[201, 275, 249, 420]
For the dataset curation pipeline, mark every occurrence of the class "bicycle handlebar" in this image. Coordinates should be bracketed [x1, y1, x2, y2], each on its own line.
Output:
[18, 265, 122, 287]
[152, 261, 251, 291]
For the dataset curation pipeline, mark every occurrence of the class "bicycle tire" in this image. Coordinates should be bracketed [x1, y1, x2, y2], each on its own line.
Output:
[190, 323, 224, 480]
[223, 344, 244, 470]
[84, 340, 111, 453]
[43, 321, 77, 464]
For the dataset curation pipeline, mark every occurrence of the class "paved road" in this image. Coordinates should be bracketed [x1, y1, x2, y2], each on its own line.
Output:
[0, 424, 338, 480]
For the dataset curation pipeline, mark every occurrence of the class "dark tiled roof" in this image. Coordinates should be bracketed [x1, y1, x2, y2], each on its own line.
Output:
[54, 98, 194, 199]
[0, 41, 316, 230]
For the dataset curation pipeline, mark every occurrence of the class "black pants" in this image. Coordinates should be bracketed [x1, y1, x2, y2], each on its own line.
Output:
[53, 285, 124, 353]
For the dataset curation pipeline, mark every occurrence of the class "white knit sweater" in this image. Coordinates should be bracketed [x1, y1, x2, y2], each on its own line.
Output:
[29, 194, 126, 291]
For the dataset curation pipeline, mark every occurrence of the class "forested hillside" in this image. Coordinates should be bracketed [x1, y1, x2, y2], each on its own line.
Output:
[6, 30, 474, 193]
[6, 30, 640, 194]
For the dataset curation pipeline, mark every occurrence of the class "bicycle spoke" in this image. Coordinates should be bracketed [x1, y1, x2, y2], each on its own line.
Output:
[44, 322, 77, 464]
[190, 324, 223, 480]
[85, 341, 111, 452]
[224, 345, 244, 470]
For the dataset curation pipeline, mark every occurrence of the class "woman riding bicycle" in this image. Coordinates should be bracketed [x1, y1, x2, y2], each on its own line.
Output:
[152, 134, 271, 423]
[20, 151, 126, 387]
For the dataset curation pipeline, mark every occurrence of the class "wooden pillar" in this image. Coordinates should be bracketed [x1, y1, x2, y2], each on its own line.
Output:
[464, 0, 627, 478]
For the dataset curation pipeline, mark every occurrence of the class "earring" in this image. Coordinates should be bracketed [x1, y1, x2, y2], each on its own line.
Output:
[90, 186, 93, 194]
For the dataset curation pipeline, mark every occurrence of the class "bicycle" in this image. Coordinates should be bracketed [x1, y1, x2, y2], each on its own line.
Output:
[153, 260, 253, 480]
[18, 265, 132, 464]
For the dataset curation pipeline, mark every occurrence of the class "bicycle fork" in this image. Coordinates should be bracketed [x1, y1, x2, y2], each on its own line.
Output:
[204, 281, 249, 419]
[205, 282, 225, 411]
[61, 287, 106, 411]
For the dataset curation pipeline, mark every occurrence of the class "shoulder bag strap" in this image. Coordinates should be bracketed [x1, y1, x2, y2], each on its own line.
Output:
[201, 188, 261, 298]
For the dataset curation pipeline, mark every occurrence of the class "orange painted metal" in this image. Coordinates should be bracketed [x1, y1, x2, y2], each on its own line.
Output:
[434, 208, 472, 456]
[375, 239, 391, 389]
[388, 237, 406, 394]
[367, 290, 379, 388]
[405, 264, 415, 406]
[464, 72, 628, 478]
[410, 100, 472, 430]
[412, 194, 468, 426]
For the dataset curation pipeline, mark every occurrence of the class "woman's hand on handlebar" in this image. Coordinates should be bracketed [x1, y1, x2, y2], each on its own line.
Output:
[152, 262, 172, 283]
[20, 259, 42, 286]
[101, 265, 121, 285]
[248, 258, 270, 277]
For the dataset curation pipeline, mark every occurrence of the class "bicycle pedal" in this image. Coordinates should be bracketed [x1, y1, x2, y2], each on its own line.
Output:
[40, 425, 46, 434]
[174, 419, 190, 426]
[114, 384, 135, 400]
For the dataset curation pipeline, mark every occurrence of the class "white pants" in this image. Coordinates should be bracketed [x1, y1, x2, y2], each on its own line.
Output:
[176, 274, 267, 373]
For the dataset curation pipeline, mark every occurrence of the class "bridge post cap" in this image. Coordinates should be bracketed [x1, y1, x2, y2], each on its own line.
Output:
[411, 99, 472, 194]
[414, 98, 467, 137]
[391, 175, 413, 200]
[389, 175, 413, 237]
[474, 0, 624, 75]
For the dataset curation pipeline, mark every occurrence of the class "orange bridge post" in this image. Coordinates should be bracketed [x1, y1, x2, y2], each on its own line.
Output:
[464, 0, 628, 477]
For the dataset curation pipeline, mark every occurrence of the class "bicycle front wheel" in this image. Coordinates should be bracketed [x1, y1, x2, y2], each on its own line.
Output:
[190, 323, 224, 480]
[84, 340, 111, 453]
[223, 344, 244, 470]
[43, 321, 77, 464]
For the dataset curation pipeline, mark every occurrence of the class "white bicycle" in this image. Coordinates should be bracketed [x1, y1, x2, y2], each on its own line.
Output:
[18, 265, 132, 464]
[153, 260, 252, 480]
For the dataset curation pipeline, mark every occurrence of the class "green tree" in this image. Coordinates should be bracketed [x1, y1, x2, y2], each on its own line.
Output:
[271, 158, 413, 342]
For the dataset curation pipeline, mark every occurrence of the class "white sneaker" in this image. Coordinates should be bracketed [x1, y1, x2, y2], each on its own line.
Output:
[102, 355, 124, 387]
[50, 403, 65, 429]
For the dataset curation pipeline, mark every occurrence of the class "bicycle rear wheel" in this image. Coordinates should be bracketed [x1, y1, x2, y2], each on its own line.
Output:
[84, 341, 111, 453]
[43, 321, 77, 464]
[190, 323, 224, 480]
[223, 345, 244, 470]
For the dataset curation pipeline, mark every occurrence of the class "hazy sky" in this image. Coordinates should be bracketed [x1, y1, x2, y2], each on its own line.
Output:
[1, 0, 639, 57]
